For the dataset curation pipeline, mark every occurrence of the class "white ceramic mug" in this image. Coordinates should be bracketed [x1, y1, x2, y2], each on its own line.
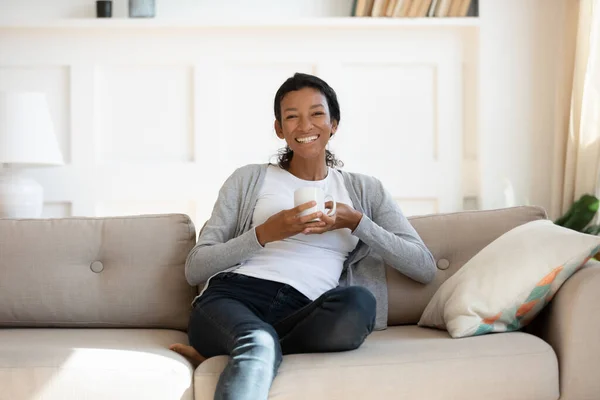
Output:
[294, 187, 336, 221]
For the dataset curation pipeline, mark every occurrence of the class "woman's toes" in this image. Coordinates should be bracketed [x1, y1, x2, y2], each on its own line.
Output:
[169, 343, 206, 365]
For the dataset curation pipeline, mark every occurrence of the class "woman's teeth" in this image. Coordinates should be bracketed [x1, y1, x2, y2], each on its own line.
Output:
[296, 135, 319, 144]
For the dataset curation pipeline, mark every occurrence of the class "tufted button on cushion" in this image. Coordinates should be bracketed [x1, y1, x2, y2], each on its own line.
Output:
[90, 261, 104, 273]
[436, 259, 450, 270]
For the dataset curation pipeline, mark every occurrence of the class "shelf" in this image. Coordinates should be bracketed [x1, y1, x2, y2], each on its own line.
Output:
[0, 17, 480, 30]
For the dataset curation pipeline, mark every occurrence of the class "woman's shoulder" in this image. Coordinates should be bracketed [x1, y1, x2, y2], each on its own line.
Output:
[234, 163, 269, 173]
[226, 163, 270, 182]
[336, 169, 383, 190]
[337, 169, 390, 209]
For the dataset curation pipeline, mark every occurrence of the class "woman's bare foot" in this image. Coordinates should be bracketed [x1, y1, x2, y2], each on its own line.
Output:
[169, 343, 207, 366]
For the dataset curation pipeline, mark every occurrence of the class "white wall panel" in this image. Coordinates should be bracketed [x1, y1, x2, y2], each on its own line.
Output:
[0, 23, 476, 228]
[331, 58, 463, 213]
[338, 63, 437, 162]
[396, 199, 439, 217]
[332, 63, 440, 201]
[42, 202, 72, 218]
[94, 65, 194, 163]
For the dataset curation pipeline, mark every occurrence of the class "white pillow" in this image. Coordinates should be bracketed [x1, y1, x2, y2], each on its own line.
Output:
[418, 219, 600, 338]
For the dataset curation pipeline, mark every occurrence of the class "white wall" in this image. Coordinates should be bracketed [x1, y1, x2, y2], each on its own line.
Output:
[0, 0, 576, 223]
[0, 22, 472, 226]
[478, 0, 574, 217]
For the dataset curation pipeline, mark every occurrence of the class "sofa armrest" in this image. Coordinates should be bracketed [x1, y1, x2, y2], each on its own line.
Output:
[529, 261, 600, 400]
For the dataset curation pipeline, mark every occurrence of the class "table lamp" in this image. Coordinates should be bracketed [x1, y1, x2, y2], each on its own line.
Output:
[0, 91, 64, 218]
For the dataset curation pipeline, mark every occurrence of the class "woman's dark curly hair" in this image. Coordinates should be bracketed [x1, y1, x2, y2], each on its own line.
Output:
[274, 73, 343, 170]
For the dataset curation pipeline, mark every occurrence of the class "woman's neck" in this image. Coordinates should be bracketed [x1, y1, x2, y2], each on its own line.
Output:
[287, 157, 328, 181]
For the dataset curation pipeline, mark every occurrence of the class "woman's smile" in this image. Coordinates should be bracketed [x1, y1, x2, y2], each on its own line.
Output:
[295, 134, 320, 144]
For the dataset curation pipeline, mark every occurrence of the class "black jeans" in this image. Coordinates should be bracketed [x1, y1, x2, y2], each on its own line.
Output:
[187, 272, 376, 400]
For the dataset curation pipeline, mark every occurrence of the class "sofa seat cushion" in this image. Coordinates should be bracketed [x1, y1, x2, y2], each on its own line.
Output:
[0, 329, 194, 400]
[193, 325, 558, 400]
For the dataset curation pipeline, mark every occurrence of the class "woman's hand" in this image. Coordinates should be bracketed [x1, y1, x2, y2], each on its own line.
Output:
[255, 201, 327, 246]
[304, 202, 363, 235]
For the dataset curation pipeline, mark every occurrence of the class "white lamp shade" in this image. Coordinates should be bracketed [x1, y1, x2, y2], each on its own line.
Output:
[0, 91, 64, 166]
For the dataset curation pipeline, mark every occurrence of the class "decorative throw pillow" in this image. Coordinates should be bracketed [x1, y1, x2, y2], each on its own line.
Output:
[418, 219, 600, 338]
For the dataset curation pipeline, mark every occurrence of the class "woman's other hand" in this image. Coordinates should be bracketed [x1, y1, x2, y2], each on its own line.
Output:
[255, 201, 326, 246]
[304, 202, 362, 235]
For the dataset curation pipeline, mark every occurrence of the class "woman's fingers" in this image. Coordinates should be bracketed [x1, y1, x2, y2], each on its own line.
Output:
[303, 226, 328, 234]
[293, 201, 317, 214]
[297, 211, 323, 224]
[303, 221, 326, 228]
[303, 212, 336, 234]
[320, 213, 335, 225]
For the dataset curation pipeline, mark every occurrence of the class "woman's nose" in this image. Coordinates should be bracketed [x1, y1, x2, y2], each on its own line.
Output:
[298, 116, 313, 131]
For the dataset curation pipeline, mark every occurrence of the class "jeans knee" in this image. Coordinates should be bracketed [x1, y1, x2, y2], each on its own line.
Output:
[339, 286, 376, 326]
[216, 328, 282, 400]
[330, 318, 370, 351]
[323, 287, 377, 351]
[233, 328, 282, 370]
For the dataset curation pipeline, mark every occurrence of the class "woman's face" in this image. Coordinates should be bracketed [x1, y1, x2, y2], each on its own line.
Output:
[275, 87, 338, 163]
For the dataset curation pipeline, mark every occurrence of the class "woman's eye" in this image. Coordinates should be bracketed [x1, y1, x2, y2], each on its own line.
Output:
[286, 115, 297, 120]
[313, 112, 325, 117]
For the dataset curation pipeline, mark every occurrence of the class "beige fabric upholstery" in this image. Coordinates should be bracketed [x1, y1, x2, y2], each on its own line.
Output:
[194, 326, 558, 400]
[3, 207, 594, 400]
[0, 329, 194, 400]
[0, 214, 197, 330]
[387, 206, 548, 325]
[529, 261, 600, 400]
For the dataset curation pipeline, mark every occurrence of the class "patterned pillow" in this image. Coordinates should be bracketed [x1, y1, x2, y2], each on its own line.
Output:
[418, 219, 600, 338]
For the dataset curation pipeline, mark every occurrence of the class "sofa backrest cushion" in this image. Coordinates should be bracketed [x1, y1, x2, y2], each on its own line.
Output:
[387, 206, 548, 326]
[0, 214, 197, 330]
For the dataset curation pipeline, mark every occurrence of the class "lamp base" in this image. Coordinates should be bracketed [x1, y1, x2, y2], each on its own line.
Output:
[0, 168, 44, 218]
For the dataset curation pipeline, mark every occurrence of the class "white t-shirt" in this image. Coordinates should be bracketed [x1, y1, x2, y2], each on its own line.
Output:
[233, 165, 360, 300]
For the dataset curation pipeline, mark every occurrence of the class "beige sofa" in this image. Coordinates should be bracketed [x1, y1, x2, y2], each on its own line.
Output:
[1, 206, 599, 400]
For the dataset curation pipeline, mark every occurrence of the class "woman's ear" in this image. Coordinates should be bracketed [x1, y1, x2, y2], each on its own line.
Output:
[331, 120, 338, 136]
[274, 120, 284, 139]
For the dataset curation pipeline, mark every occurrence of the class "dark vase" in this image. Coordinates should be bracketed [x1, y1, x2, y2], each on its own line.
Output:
[96, 1, 112, 18]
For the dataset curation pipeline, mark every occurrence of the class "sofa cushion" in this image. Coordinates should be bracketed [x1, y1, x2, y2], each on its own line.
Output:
[387, 206, 548, 325]
[0, 214, 197, 329]
[0, 328, 194, 400]
[193, 326, 558, 400]
[418, 221, 600, 337]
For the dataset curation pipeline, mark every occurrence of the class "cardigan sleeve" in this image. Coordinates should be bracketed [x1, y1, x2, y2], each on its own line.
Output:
[351, 178, 436, 284]
[184, 170, 264, 286]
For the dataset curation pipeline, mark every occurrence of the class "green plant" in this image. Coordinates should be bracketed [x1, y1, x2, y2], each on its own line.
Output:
[554, 194, 600, 231]
[554, 193, 600, 260]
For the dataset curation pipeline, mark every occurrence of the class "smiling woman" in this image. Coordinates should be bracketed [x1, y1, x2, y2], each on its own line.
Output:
[274, 73, 343, 174]
[169, 72, 436, 400]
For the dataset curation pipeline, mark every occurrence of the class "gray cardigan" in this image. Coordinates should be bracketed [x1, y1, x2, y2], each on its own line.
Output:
[185, 164, 436, 330]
